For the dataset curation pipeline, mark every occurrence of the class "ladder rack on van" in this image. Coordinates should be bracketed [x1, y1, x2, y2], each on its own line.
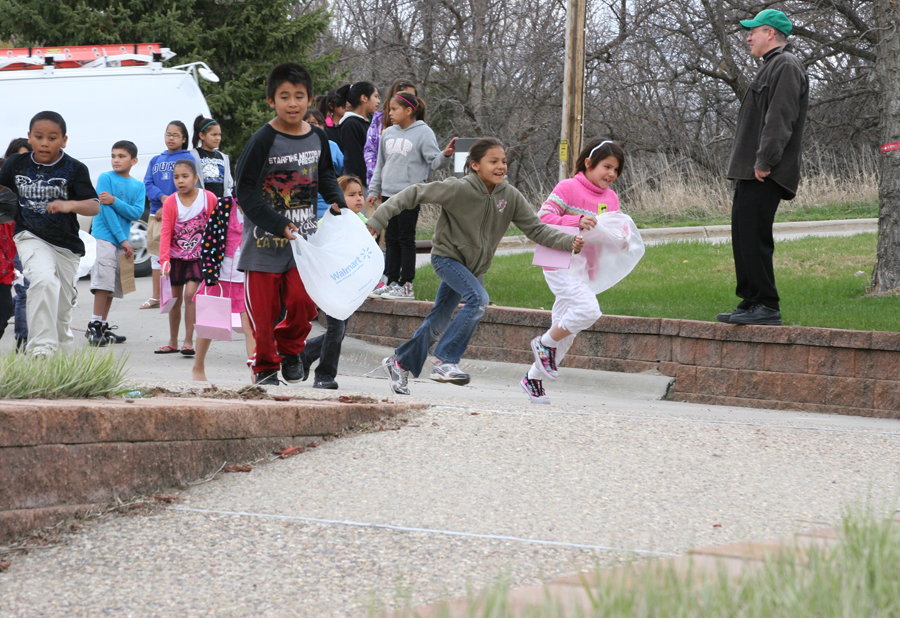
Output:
[0, 43, 175, 71]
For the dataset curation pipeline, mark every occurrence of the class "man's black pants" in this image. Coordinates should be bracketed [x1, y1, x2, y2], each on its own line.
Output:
[731, 178, 784, 311]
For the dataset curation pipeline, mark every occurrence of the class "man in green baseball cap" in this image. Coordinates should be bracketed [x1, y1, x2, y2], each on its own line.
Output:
[717, 8, 808, 326]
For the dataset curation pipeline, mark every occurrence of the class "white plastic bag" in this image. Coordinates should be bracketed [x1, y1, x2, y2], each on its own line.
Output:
[563, 211, 645, 294]
[290, 210, 384, 320]
[77, 230, 96, 279]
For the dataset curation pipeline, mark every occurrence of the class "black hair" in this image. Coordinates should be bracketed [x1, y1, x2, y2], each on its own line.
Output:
[173, 158, 198, 175]
[166, 120, 189, 150]
[391, 93, 427, 122]
[304, 109, 326, 126]
[382, 79, 418, 130]
[0, 157, 5, 171]
[29, 111, 67, 136]
[317, 89, 347, 119]
[465, 138, 505, 174]
[192, 114, 219, 149]
[266, 62, 313, 100]
[4, 138, 31, 158]
[340, 81, 377, 109]
[112, 140, 138, 159]
[575, 138, 625, 176]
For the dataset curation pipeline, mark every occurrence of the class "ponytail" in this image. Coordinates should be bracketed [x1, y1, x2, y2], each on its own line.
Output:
[192, 114, 218, 149]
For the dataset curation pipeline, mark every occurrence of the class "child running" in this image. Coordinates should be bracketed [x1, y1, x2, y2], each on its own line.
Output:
[367, 138, 584, 395]
[0, 111, 100, 357]
[521, 139, 625, 403]
[189, 115, 233, 200]
[367, 92, 455, 300]
[86, 140, 145, 346]
[143, 121, 191, 310]
[235, 62, 347, 386]
[297, 174, 367, 389]
[192, 196, 255, 381]
[156, 159, 218, 356]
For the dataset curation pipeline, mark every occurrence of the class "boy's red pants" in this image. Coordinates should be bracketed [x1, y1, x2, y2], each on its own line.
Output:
[244, 269, 318, 374]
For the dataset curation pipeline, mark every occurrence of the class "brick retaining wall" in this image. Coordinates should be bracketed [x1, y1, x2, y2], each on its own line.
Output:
[348, 299, 900, 417]
[0, 397, 420, 542]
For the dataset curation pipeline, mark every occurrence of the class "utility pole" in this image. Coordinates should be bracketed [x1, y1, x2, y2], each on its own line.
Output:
[559, 0, 587, 181]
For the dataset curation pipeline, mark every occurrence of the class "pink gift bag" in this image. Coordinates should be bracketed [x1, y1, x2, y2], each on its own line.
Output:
[532, 224, 579, 269]
[194, 284, 234, 341]
[159, 276, 178, 314]
[232, 313, 243, 335]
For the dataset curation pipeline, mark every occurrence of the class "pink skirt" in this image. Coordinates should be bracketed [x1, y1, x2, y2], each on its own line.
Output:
[195, 280, 246, 313]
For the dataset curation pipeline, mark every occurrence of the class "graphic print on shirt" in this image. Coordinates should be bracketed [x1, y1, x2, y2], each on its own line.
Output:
[199, 157, 224, 185]
[384, 138, 413, 157]
[172, 215, 206, 261]
[14, 175, 67, 214]
[260, 167, 318, 239]
[152, 160, 178, 183]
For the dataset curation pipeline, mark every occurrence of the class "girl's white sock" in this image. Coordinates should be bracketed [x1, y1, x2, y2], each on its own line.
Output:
[540, 332, 558, 348]
[91, 314, 103, 322]
[528, 364, 544, 381]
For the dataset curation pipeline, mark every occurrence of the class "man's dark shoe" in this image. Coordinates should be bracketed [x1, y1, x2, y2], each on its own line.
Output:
[254, 369, 281, 386]
[728, 303, 782, 325]
[313, 378, 339, 390]
[716, 307, 748, 324]
[281, 354, 307, 383]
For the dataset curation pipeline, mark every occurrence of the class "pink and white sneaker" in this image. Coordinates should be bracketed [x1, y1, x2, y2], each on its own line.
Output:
[520, 374, 549, 404]
[530, 336, 558, 380]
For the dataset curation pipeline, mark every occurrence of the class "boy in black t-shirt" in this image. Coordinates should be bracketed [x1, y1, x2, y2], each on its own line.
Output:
[236, 63, 347, 385]
[0, 111, 99, 357]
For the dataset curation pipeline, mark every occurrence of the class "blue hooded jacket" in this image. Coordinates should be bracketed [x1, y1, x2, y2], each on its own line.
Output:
[143, 149, 191, 214]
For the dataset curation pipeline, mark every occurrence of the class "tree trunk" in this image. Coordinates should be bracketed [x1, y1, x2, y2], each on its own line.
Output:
[871, 0, 900, 293]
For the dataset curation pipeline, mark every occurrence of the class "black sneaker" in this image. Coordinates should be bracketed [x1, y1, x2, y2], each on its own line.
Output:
[86, 320, 109, 347]
[104, 325, 126, 344]
[728, 303, 783, 326]
[313, 378, 339, 390]
[716, 307, 748, 324]
[281, 354, 307, 383]
[254, 369, 281, 386]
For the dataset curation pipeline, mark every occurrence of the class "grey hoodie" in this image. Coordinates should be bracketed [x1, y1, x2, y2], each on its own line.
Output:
[368, 120, 451, 198]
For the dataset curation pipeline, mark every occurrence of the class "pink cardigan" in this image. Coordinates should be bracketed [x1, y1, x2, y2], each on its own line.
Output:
[159, 189, 218, 265]
[538, 172, 619, 227]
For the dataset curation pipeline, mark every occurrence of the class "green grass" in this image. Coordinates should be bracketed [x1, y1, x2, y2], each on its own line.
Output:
[379, 509, 900, 618]
[630, 198, 879, 229]
[414, 233, 900, 332]
[415, 200, 878, 239]
[0, 346, 129, 399]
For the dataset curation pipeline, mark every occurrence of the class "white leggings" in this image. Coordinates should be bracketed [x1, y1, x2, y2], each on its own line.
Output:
[537, 269, 601, 367]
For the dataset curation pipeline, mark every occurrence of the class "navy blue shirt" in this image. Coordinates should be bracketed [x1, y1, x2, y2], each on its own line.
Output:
[0, 151, 98, 256]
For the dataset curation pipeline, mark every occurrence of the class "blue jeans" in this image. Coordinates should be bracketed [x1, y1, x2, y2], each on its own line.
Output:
[13, 254, 28, 341]
[396, 255, 489, 377]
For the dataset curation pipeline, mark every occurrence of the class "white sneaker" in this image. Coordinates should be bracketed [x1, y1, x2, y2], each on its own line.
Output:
[382, 355, 410, 395]
[383, 281, 415, 300]
[368, 277, 391, 299]
[430, 360, 470, 385]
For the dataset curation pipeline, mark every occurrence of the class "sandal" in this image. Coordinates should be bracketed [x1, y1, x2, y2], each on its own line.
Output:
[155, 345, 179, 354]
[180, 345, 196, 356]
[140, 298, 160, 310]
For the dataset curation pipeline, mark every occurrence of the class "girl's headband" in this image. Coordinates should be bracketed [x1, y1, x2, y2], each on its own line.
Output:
[200, 120, 218, 133]
[588, 140, 614, 160]
[394, 93, 418, 110]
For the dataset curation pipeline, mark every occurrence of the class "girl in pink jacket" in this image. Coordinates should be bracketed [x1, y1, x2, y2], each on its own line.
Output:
[157, 159, 217, 356]
[522, 139, 626, 404]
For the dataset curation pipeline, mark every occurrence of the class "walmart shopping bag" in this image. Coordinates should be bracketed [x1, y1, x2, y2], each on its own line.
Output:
[564, 211, 645, 294]
[194, 284, 233, 341]
[290, 210, 384, 321]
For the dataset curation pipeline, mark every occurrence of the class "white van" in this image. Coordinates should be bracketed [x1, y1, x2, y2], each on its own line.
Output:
[0, 44, 218, 276]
